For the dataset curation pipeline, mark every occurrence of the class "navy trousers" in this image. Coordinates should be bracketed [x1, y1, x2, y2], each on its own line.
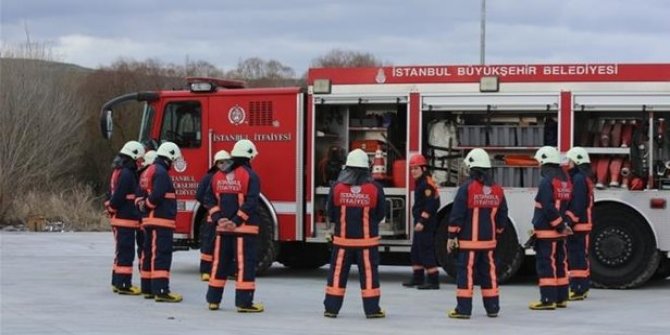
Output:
[324, 246, 382, 315]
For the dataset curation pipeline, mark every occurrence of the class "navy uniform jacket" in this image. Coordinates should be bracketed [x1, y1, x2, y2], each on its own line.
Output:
[412, 174, 440, 231]
[106, 157, 141, 228]
[206, 163, 261, 235]
[137, 157, 177, 228]
[448, 178, 508, 250]
[327, 180, 385, 248]
[531, 168, 572, 239]
[565, 168, 594, 234]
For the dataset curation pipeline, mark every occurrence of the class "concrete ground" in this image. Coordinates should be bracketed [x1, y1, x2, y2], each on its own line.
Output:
[1, 232, 668, 335]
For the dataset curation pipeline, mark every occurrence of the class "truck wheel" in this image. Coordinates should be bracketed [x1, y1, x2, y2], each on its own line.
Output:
[435, 216, 522, 284]
[495, 226, 524, 283]
[653, 258, 670, 279]
[591, 205, 660, 288]
[254, 204, 278, 276]
[277, 242, 331, 269]
[434, 218, 456, 279]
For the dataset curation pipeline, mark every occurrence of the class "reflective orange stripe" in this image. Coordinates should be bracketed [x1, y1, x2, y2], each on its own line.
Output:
[557, 276, 569, 286]
[412, 265, 424, 270]
[363, 207, 370, 238]
[539, 277, 558, 286]
[472, 208, 480, 241]
[362, 288, 380, 298]
[332, 236, 380, 247]
[236, 210, 249, 221]
[573, 223, 592, 232]
[550, 217, 563, 227]
[570, 269, 590, 278]
[457, 240, 497, 250]
[111, 218, 141, 228]
[140, 270, 151, 279]
[209, 278, 226, 288]
[481, 288, 499, 297]
[448, 226, 460, 233]
[125, 194, 136, 200]
[152, 270, 169, 279]
[210, 235, 222, 283]
[200, 253, 213, 262]
[535, 202, 543, 208]
[466, 251, 475, 295]
[233, 224, 259, 235]
[142, 218, 176, 229]
[208, 206, 220, 215]
[420, 211, 430, 219]
[332, 248, 345, 292]
[236, 281, 256, 290]
[363, 248, 372, 291]
[488, 250, 498, 291]
[114, 265, 133, 274]
[534, 230, 565, 239]
[164, 193, 176, 199]
[326, 286, 345, 296]
[565, 210, 579, 223]
[457, 288, 473, 298]
[236, 237, 245, 282]
[339, 205, 346, 239]
[426, 267, 439, 274]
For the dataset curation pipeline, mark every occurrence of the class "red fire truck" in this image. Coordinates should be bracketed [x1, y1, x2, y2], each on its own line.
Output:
[100, 63, 670, 288]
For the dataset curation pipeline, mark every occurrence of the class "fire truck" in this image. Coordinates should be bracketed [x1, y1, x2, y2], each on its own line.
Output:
[100, 63, 670, 288]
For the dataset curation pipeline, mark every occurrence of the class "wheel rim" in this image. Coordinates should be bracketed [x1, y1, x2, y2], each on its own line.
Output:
[593, 227, 634, 267]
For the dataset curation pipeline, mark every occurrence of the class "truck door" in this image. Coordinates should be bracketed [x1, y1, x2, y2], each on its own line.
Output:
[208, 89, 303, 243]
[155, 98, 209, 235]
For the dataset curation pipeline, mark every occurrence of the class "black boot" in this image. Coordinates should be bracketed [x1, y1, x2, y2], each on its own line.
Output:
[417, 271, 439, 290]
[402, 269, 424, 287]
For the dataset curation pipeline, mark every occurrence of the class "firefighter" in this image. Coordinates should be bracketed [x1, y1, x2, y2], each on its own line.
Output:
[323, 149, 386, 319]
[447, 148, 508, 319]
[106, 141, 145, 295]
[136, 149, 156, 294]
[565, 147, 593, 301]
[529, 146, 573, 310]
[196, 150, 232, 281]
[402, 153, 440, 289]
[136, 141, 183, 303]
[205, 139, 264, 313]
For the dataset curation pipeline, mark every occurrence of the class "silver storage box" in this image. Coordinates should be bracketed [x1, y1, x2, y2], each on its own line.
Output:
[458, 125, 487, 146]
[489, 126, 517, 146]
[518, 126, 544, 146]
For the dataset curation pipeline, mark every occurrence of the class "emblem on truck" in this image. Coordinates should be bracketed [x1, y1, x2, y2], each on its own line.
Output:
[228, 105, 246, 125]
[174, 157, 187, 173]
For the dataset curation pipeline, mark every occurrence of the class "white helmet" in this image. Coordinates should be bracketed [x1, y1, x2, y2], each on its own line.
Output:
[120, 141, 145, 160]
[566, 146, 590, 165]
[143, 150, 157, 167]
[231, 139, 258, 159]
[156, 141, 182, 161]
[464, 148, 491, 169]
[214, 150, 231, 162]
[345, 149, 369, 168]
[534, 146, 561, 165]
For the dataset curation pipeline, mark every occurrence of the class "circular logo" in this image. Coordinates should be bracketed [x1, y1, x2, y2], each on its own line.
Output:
[375, 68, 386, 84]
[228, 105, 246, 125]
[174, 157, 187, 173]
[483, 186, 491, 195]
[226, 173, 235, 181]
[351, 186, 361, 194]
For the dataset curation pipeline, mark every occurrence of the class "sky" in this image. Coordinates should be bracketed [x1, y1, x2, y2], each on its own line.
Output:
[1, 0, 669, 75]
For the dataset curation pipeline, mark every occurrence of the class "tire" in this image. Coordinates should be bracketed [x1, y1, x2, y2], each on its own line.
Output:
[277, 242, 331, 269]
[653, 258, 670, 280]
[590, 205, 660, 288]
[254, 204, 278, 275]
[435, 215, 523, 284]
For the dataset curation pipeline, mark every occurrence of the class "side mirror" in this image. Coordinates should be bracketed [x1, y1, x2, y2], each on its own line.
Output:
[100, 109, 113, 139]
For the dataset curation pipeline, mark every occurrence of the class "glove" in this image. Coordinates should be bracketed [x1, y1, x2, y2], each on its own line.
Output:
[447, 238, 459, 254]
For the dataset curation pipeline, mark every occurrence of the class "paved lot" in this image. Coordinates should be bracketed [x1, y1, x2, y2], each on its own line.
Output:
[1, 232, 669, 335]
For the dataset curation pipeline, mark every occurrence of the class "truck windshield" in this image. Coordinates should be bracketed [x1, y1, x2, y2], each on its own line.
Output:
[139, 103, 155, 144]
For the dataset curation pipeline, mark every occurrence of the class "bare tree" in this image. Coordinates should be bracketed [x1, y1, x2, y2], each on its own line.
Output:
[310, 49, 384, 68]
[0, 42, 87, 221]
[225, 57, 297, 87]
